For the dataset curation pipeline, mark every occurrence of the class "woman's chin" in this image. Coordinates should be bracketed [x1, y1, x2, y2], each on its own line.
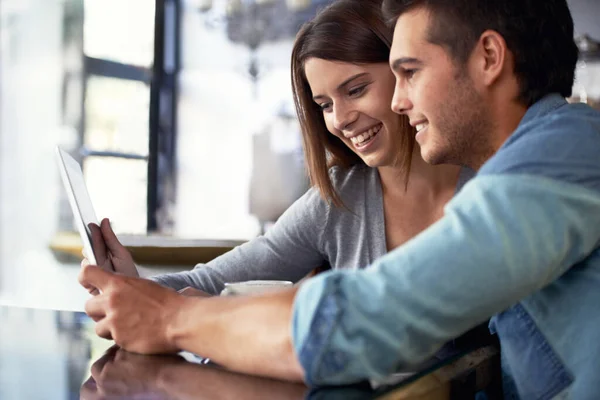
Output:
[360, 156, 383, 168]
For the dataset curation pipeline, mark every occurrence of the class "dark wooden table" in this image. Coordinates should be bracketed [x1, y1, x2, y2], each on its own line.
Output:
[0, 305, 499, 399]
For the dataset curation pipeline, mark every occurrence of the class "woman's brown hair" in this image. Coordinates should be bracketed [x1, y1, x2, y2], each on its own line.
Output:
[291, 0, 415, 207]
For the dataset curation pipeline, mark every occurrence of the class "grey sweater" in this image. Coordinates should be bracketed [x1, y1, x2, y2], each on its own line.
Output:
[152, 165, 474, 295]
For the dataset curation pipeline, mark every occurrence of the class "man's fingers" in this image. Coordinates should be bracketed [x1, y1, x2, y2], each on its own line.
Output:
[80, 257, 99, 292]
[100, 218, 127, 257]
[85, 294, 107, 321]
[88, 222, 108, 264]
[95, 318, 113, 340]
[79, 264, 113, 294]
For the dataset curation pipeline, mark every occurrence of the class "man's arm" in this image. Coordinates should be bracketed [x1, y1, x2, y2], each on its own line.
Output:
[171, 288, 304, 381]
[292, 175, 600, 385]
[79, 265, 304, 381]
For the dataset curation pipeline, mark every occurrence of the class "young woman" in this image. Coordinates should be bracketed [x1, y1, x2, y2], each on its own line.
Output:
[85, 0, 472, 295]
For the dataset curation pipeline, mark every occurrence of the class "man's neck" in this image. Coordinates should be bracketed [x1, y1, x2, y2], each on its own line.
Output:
[470, 97, 529, 170]
[378, 146, 462, 197]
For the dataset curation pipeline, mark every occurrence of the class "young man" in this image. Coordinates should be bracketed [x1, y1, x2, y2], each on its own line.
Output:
[379, 0, 600, 398]
[79, 0, 600, 397]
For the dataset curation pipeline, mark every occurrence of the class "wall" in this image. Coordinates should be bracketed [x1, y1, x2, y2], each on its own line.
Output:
[175, 6, 306, 240]
[0, 0, 89, 311]
[568, 0, 600, 40]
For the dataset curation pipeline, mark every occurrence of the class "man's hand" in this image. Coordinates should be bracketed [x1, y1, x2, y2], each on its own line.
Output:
[84, 218, 139, 278]
[79, 264, 186, 354]
[79, 264, 304, 382]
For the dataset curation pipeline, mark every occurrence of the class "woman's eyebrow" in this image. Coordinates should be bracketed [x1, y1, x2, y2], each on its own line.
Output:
[312, 72, 370, 101]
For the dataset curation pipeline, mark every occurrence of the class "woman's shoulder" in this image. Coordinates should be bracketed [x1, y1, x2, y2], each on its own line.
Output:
[328, 164, 381, 208]
[328, 164, 378, 190]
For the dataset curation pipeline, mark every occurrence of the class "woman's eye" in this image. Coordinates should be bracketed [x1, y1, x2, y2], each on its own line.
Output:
[319, 102, 332, 111]
[348, 85, 366, 96]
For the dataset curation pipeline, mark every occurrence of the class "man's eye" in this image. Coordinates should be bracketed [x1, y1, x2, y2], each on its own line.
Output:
[403, 69, 416, 79]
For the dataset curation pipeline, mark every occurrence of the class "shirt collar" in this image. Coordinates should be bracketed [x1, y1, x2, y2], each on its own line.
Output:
[519, 93, 567, 128]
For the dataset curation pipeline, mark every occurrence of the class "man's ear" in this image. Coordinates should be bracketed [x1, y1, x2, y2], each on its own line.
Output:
[472, 30, 508, 87]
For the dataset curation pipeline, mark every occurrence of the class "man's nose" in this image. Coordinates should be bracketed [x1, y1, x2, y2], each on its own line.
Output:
[391, 84, 412, 115]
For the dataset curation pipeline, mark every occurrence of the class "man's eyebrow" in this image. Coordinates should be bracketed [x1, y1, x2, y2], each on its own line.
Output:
[390, 57, 423, 71]
[312, 72, 369, 101]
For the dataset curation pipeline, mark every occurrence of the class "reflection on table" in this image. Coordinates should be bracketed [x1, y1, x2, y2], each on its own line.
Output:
[0, 305, 500, 400]
[81, 346, 307, 400]
[0, 306, 97, 400]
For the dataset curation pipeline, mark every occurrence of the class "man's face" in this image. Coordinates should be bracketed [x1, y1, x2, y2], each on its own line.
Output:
[389, 7, 492, 167]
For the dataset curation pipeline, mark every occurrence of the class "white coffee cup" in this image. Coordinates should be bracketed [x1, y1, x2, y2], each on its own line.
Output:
[220, 280, 293, 296]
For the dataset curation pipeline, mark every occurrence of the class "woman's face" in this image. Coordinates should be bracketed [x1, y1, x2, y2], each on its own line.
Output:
[304, 58, 406, 168]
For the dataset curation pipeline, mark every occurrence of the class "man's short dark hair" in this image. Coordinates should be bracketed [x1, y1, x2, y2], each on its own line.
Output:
[382, 0, 579, 106]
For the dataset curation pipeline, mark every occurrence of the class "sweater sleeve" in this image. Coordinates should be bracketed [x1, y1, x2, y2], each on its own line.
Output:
[150, 186, 330, 294]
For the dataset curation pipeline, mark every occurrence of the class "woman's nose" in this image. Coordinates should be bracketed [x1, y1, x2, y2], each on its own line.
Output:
[332, 102, 358, 131]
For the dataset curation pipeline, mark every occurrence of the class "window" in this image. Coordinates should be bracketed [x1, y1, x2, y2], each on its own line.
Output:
[61, 0, 177, 235]
[60, 0, 332, 239]
[81, 0, 156, 234]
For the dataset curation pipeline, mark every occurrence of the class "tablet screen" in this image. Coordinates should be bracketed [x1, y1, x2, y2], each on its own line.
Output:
[56, 147, 99, 265]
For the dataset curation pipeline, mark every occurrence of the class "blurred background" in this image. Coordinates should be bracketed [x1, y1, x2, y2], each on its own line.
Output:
[0, 0, 599, 310]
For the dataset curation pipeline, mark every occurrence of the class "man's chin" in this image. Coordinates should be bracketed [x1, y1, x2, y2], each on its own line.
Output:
[420, 147, 441, 165]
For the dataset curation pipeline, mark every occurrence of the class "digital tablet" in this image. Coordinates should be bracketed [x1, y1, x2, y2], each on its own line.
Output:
[55, 146, 99, 265]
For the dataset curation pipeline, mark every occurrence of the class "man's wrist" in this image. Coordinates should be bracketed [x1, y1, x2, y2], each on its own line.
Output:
[166, 295, 197, 351]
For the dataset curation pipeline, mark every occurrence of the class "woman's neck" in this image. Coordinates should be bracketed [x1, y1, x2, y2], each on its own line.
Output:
[377, 146, 462, 198]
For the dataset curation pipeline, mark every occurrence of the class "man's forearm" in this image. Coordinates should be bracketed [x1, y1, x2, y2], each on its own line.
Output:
[168, 287, 305, 382]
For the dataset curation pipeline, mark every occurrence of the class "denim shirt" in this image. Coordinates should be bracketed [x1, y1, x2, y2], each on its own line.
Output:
[291, 94, 600, 399]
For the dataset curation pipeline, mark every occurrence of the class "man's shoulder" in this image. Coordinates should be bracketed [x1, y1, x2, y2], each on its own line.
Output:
[479, 102, 600, 193]
[511, 101, 600, 154]
[533, 101, 600, 136]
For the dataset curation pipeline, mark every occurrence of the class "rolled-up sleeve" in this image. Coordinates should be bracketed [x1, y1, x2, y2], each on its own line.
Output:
[291, 175, 600, 386]
[292, 271, 411, 386]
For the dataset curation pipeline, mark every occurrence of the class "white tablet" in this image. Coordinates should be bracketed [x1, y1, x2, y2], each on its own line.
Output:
[55, 146, 99, 265]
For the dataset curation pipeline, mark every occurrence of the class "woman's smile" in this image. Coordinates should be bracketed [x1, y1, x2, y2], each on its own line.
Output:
[349, 123, 383, 152]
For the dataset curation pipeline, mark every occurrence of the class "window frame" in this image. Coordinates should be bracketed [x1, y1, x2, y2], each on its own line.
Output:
[75, 0, 181, 233]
